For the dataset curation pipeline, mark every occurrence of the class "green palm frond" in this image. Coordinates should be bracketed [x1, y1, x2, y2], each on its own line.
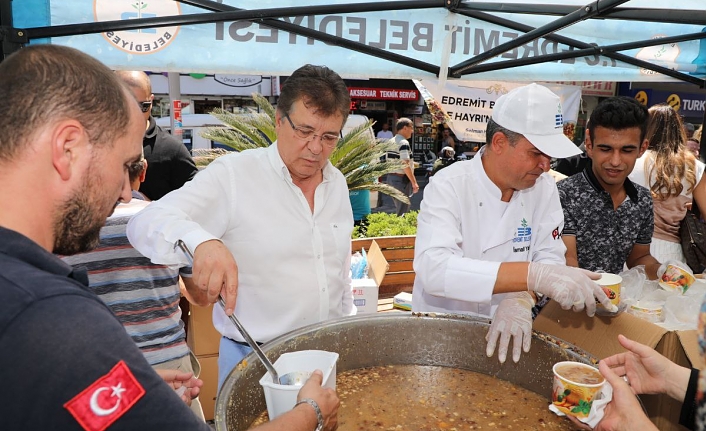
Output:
[198, 93, 410, 204]
[201, 94, 277, 151]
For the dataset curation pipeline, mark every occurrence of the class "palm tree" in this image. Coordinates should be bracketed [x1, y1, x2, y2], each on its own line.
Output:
[201, 93, 409, 204]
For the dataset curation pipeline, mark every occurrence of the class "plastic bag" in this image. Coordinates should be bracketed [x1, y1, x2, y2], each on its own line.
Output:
[618, 266, 647, 309]
[350, 248, 368, 279]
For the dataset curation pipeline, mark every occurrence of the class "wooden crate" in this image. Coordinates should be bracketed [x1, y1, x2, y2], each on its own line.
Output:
[352, 235, 415, 298]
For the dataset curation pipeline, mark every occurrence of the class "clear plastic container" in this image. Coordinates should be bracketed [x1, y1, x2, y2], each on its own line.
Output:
[627, 301, 664, 323]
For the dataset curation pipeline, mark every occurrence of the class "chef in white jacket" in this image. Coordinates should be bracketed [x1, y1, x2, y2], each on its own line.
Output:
[412, 84, 615, 364]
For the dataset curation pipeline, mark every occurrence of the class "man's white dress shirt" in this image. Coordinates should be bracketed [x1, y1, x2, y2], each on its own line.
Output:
[127, 143, 356, 344]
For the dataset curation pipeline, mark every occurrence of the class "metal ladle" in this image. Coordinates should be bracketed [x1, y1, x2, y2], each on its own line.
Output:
[176, 240, 310, 386]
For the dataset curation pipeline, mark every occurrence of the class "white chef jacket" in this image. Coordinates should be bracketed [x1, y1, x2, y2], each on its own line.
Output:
[126, 142, 356, 344]
[412, 146, 567, 318]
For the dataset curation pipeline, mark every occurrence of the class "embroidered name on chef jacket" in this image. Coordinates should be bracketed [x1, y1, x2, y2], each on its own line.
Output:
[512, 218, 532, 253]
[64, 360, 145, 431]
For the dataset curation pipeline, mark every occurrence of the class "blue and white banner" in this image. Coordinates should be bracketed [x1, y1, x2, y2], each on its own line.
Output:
[12, 0, 706, 82]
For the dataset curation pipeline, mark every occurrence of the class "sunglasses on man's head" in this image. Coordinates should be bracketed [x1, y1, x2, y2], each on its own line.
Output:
[139, 101, 152, 113]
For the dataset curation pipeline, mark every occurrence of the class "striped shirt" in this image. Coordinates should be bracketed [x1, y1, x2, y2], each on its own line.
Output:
[387, 134, 412, 175]
[62, 199, 189, 366]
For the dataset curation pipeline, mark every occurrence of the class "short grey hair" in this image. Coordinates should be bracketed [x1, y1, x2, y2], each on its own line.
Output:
[485, 118, 523, 146]
[396, 117, 413, 132]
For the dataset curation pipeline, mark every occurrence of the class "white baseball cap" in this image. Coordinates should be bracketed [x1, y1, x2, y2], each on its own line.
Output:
[441, 146, 455, 157]
[491, 83, 581, 158]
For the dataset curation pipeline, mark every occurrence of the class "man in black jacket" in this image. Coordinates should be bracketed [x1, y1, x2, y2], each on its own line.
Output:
[116, 71, 198, 200]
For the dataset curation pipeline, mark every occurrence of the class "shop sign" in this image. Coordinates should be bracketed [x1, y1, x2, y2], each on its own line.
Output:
[554, 81, 616, 97]
[622, 88, 706, 116]
[349, 87, 418, 101]
[359, 100, 387, 111]
[404, 104, 424, 115]
[172, 100, 183, 136]
[214, 75, 262, 87]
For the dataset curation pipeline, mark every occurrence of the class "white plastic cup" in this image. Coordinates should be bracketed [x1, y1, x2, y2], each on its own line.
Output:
[259, 350, 339, 419]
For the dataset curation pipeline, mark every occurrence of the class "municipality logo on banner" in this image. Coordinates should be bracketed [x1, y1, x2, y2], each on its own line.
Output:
[95, 0, 181, 54]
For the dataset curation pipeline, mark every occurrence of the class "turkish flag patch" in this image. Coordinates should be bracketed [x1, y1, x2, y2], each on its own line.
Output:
[64, 360, 145, 431]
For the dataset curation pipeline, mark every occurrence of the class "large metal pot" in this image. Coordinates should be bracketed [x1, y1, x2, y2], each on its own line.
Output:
[215, 313, 596, 430]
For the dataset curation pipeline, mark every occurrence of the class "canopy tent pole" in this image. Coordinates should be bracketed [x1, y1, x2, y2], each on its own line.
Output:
[452, 8, 706, 87]
[26, 1, 441, 38]
[455, 2, 706, 26]
[168, 72, 182, 138]
[177, 0, 442, 75]
[0, 0, 25, 60]
[450, 0, 632, 76]
[23, 0, 443, 76]
[456, 31, 706, 88]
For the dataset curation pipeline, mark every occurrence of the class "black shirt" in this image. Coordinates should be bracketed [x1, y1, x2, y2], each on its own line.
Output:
[140, 116, 198, 200]
[557, 163, 653, 274]
[553, 143, 589, 178]
[0, 227, 209, 430]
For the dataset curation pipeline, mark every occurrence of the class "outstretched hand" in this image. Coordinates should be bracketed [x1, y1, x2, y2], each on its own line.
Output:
[594, 360, 657, 431]
[527, 262, 615, 316]
[155, 369, 203, 406]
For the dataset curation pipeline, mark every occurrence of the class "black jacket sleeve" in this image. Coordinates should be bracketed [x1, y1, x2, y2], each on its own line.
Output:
[679, 367, 699, 430]
[1, 294, 211, 430]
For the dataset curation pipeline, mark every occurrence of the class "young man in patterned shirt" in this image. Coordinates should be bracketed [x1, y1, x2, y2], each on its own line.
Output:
[557, 96, 662, 279]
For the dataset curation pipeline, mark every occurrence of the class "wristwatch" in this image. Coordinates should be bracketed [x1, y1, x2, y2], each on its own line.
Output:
[295, 398, 324, 431]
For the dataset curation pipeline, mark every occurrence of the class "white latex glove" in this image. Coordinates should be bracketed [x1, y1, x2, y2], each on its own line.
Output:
[527, 262, 616, 317]
[656, 259, 692, 279]
[485, 292, 534, 364]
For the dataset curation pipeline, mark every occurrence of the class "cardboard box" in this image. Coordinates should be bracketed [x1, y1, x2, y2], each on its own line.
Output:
[352, 240, 389, 314]
[534, 301, 701, 431]
[187, 304, 221, 356]
[393, 292, 413, 310]
[196, 354, 218, 421]
[352, 278, 378, 314]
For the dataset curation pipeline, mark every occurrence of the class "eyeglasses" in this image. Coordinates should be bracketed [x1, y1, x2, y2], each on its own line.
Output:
[139, 101, 152, 113]
[284, 113, 340, 148]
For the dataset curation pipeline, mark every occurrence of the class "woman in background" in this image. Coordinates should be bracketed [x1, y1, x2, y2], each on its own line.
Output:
[628, 104, 706, 263]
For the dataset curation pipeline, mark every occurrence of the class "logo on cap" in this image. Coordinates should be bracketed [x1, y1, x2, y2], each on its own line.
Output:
[555, 103, 564, 129]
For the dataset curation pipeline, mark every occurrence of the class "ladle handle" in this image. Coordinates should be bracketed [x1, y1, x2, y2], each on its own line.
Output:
[175, 240, 281, 384]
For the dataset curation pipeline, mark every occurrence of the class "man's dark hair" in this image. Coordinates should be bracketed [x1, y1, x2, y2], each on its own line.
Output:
[485, 118, 522, 146]
[587, 96, 649, 143]
[277, 64, 350, 127]
[0, 45, 132, 162]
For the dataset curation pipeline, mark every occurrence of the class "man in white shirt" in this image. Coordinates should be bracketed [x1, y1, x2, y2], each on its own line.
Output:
[412, 84, 615, 364]
[127, 64, 356, 391]
[376, 122, 394, 139]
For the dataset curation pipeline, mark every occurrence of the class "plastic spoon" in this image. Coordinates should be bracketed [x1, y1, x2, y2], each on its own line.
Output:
[175, 240, 309, 386]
